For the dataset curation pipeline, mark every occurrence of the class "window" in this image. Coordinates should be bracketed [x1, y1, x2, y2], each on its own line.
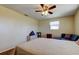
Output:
[49, 21, 59, 30]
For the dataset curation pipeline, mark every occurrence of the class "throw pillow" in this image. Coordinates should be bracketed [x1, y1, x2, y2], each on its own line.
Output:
[64, 34, 71, 39]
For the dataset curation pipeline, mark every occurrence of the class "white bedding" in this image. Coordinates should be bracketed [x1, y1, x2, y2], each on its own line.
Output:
[16, 38, 79, 55]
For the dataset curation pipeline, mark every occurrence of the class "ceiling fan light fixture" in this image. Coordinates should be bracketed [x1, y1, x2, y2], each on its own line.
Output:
[35, 4, 56, 16]
[42, 10, 48, 15]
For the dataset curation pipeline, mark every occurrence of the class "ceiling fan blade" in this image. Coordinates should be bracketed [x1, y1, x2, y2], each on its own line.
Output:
[48, 11, 53, 14]
[49, 5, 56, 10]
[35, 10, 42, 12]
[40, 4, 44, 8]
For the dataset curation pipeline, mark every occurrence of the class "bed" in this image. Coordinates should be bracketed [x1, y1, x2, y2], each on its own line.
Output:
[16, 38, 79, 55]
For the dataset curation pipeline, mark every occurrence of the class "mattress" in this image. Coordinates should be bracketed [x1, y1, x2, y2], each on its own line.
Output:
[16, 38, 79, 55]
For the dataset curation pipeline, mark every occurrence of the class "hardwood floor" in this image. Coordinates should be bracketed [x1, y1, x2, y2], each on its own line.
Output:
[0, 48, 16, 55]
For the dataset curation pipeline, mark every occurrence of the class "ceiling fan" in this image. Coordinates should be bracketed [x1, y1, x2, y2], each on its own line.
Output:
[35, 4, 56, 16]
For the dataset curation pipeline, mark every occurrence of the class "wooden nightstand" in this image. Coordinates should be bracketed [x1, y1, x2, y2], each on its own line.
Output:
[46, 34, 52, 38]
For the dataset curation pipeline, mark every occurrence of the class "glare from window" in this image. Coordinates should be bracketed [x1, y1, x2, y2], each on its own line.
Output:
[50, 21, 59, 30]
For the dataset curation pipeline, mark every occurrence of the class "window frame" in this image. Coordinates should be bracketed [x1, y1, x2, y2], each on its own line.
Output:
[49, 21, 60, 30]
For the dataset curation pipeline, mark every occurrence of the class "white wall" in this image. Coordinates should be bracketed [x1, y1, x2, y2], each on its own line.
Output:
[39, 16, 74, 37]
[0, 6, 38, 52]
[74, 9, 79, 35]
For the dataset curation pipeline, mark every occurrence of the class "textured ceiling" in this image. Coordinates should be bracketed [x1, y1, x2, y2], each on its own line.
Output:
[2, 4, 79, 20]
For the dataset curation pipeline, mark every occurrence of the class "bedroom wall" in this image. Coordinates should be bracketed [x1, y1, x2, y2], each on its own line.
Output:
[74, 9, 79, 35]
[39, 16, 74, 37]
[0, 6, 38, 52]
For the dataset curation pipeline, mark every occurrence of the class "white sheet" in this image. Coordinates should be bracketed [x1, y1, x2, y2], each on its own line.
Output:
[16, 38, 79, 55]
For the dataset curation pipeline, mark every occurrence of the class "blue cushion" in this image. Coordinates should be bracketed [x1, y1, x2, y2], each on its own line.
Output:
[71, 35, 78, 41]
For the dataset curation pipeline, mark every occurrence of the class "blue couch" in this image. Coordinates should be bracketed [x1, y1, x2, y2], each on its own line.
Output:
[61, 33, 79, 41]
